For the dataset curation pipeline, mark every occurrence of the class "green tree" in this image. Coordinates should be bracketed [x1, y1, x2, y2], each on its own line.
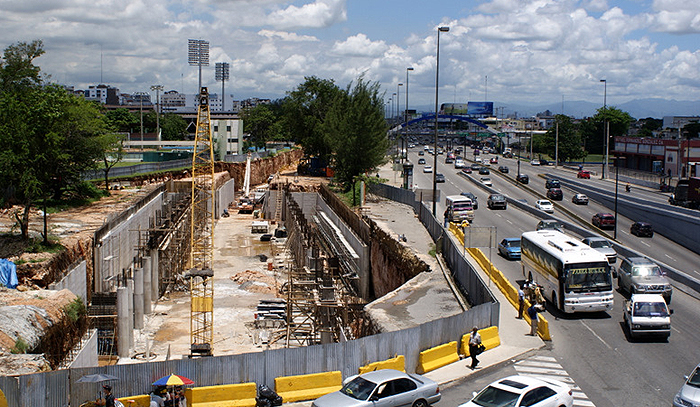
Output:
[542, 115, 586, 163]
[160, 113, 188, 141]
[242, 104, 277, 150]
[97, 132, 127, 192]
[104, 108, 138, 133]
[637, 117, 663, 138]
[682, 121, 700, 139]
[324, 77, 389, 190]
[580, 107, 634, 155]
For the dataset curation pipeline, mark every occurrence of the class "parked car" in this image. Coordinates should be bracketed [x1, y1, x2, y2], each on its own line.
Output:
[312, 369, 442, 407]
[673, 362, 700, 407]
[572, 193, 589, 205]
[478, 167, 490, 175]
[460, 192, 479, 209]
[423, 165, 433, 173]
[458, 375, 573, 407]
[581, 236, 617, 264]
[545, 179, 561, 189]
[617, 256, 673, 303]
[516, 174, 529, 184]
[498, 165, 509, 173]
[592, 213, 615, 229]
[536, 199, 554, 213]
[418, 158, 426, 165]
[487, 194, 507, 209]
[536, 219, 564, 231]
[546, 188, 563, 201]
[623, 294, 672, 340]
[577, 169, 591, 179]
[530, 159, 541, 166]
[480, 177, 493, 187]
[498, 238, 521, 259]
[461, 167, 473, 174]
[630, 221, 654, 237]
[435, 173, 445, 183]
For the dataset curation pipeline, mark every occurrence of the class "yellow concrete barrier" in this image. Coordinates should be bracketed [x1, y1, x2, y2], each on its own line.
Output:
[460, 326, 501, 357]
[275, 371, 342, 403]
[117, 394, 151, 407]
[417, 341, 460, 374]
[358, 355, 405, 374]
[0, 389, 7, 407]
[185, 382, 257, 407]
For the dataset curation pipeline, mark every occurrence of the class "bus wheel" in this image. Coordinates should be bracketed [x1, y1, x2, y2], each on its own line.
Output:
[552, 292, 560, 311]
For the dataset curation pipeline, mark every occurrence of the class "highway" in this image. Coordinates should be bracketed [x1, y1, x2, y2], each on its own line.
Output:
[406, 147, 700, 407]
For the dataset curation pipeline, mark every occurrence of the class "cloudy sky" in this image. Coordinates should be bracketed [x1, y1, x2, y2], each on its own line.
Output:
[1, 0, 699, 112]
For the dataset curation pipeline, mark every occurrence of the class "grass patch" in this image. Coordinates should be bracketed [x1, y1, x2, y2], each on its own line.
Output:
[11, 337, 29, 354]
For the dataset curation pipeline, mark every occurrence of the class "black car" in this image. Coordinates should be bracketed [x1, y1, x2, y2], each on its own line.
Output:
[435, 173, 446, 183]
[445, 157, 454, 164]
[478, 167, 490, 175]
[631, 221, 654, 237]
[516, 174, 529, 184]
[471, 163, 481, 171]
[418, 158, 426, 164]
[460, 192, 479, 209]
[545, 179, 561, 189]
[498, 165, 509, 173]
[487, 194, 507, 210]
[547, 188, 563, 200]
[418, 150, 424, 156]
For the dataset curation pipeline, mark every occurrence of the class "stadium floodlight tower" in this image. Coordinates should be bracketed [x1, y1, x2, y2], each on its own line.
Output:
[215, 62, 230, 112]
[188, 39, 210, 96]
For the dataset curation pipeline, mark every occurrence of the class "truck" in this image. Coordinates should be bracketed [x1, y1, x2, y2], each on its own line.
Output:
[445, 195, 475, 223]
[668, 177, 700, 209]
[623, 294, 673, 340]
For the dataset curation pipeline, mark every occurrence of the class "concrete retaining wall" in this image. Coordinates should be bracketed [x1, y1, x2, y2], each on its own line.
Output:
[49, 260, 87, 302]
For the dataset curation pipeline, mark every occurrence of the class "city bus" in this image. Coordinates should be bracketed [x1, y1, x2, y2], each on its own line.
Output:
[521, 230, 614, 313]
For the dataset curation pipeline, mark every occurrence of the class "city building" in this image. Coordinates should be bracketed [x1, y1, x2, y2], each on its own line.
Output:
[613, 136, 699, 179]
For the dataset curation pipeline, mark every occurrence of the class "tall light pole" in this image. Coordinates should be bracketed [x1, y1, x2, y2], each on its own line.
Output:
[150, 85, 163, 141]
[215, 62, 230, 111]
[188, 39, 210, 95]
[613, 156, 625, 240]
[433, 26, 449, 217]
[405, 67, 414, 162]
[600, 79, 607, 179]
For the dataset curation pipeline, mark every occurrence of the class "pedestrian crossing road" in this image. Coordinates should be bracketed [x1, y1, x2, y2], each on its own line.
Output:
[514, 355, 595, 407]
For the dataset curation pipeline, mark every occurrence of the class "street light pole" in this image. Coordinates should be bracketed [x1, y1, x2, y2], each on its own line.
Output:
[614, 156, 619, 240]
[600, 79, 607, 179]
[405, 67, 414, 162]
[433, 26, 449, 217]
[150, 85, 163, 141]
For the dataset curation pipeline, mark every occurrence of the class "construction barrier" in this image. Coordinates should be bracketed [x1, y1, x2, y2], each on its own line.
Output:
[116, 394, 151, 407]
[274, 371, 342, 403]
[185, 382, 257, 407]
[358, 355, 405, 374]
[417, 341, 460, 374]
[460, 326, 501, 357]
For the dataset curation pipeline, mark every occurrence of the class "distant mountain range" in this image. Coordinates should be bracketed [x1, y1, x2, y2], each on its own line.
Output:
[417, 98, 700, 120]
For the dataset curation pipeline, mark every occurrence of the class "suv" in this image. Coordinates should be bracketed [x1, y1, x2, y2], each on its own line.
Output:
[623, 294, 672, 340]
[516, 174, 529, 184]
[460, 192, 479, 209]
[581, 236, 617, 264]
[546, 188, 563, 201]
[630, 221, 654, 237]
[592, 213, 615, 229]
[545, 179, 561, 189]
[617, 257, 673, 303]
[487, 194, 507, 209]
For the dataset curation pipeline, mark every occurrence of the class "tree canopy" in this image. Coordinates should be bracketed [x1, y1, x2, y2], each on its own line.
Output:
[580, 107, 634, 155]
[542, 115, 586, 163]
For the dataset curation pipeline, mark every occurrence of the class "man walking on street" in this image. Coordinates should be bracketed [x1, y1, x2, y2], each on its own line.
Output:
[468, 326, 482, 369]
[517, 285, 525, 319]
[527, 304, 539, 336]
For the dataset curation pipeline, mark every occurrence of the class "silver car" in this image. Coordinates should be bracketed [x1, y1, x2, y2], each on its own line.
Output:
[674, 363, 700, 407]
[581, 236, 617, 264]
[311, 369, 441, 407]
[617, 257, 673, 304]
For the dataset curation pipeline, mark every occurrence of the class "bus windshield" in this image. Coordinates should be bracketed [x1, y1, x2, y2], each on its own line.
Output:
[564, 262, 611, 292]
[453, 203, 473, 211]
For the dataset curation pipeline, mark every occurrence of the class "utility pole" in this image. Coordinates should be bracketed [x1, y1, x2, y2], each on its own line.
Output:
[150, 85, 163, 141]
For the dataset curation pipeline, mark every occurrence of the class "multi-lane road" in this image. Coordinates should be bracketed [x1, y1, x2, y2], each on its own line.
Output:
[406, 147, 700, 407]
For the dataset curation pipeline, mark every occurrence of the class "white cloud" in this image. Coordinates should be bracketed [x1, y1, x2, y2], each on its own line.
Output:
[257, 30, 318, 42]
[265, 0, 347, 29]
[331, 34, 388, 57]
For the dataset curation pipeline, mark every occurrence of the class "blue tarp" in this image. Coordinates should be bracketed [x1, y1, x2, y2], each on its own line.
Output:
[0, 259, 18, 289]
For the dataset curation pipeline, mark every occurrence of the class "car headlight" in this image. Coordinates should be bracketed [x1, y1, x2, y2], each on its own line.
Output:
[634, 284, 646, 292]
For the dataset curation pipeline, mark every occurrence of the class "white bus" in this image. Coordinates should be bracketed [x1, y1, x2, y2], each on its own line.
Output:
[521, 230, 614, 313]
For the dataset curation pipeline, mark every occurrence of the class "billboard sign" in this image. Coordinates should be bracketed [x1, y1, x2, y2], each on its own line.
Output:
[467, 102, 494, 116]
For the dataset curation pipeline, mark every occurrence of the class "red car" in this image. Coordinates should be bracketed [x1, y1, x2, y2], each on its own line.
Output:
[577, 170, 591, 179]
[490, 157, 499, 164]
[592, 213, 616, 229]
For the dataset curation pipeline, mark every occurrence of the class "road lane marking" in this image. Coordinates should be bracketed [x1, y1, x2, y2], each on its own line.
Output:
[580, 320, 612, 350]
[665, 253, 676, 261]
[640, 241, 650, 247]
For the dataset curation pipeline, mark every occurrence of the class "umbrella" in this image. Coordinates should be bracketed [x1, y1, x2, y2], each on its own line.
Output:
[152, 374, 194, 386]
[77, 373, 120, 383]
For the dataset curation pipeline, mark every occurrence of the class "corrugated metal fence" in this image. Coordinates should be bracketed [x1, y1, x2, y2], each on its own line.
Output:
[83, 159, 191, 181]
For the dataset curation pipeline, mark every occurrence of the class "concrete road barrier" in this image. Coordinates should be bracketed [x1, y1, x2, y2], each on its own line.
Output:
[116, 395, 151, 407]
[358, 355, 405, 374]
[460, 326, 501, 357]
[275, 371, 342, 403]
[417, 341, 460, 374]
[185, 382, 257, 407]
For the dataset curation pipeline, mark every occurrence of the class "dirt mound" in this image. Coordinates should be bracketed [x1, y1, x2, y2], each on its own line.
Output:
[230, 270, 280, 296]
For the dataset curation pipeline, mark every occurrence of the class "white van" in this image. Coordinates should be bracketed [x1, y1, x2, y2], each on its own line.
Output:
[445, 195, 474, 222]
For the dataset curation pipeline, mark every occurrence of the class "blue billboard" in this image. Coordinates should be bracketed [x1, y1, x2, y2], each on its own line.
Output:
[467, 102, 494, 116]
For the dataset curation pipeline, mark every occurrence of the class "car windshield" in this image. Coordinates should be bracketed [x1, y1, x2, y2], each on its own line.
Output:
[589, 240, 611, 248]
[688, 367, 700, 387]
[339, 376, 376, 401]
[631, 266, 662, 277]
[633, 301, 669, 317]
[503, 240, 520, 248]
[564, 262, 612, 292]
[471, 386, 520, 407]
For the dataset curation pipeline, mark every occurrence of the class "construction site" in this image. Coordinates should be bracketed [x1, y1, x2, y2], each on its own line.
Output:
[0, 88, 488, 406]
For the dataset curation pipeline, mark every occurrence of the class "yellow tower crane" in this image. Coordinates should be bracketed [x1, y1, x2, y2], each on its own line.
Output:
[188, 87, 215, 357]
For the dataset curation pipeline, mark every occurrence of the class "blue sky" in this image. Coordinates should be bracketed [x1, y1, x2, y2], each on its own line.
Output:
[1, 0, 699, 113]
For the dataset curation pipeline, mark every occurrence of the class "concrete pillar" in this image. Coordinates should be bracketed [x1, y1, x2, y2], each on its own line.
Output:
[142, 256, 152, 314]
[150, 249, 159, 300]
[133, 267, 144, 330]
[116, 286, 130, 358]
[127, 278, 134, 350]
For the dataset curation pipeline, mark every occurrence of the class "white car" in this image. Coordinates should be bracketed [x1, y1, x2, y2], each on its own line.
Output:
[423, 165, 433, 173]
[536, 199, 554, 213]
[458, 375, 573, 407]
[480, 177, 493, 187]
[454, 159, 466, 168]
[475, 157, 482, 162]
[531, 159, 541, 166]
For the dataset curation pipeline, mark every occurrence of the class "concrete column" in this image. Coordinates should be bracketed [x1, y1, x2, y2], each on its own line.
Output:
[142, 256, 152, 314]
[116, 286, 130, 358]
[127, 278, 134, 350]
[150, 249, 159, 300]
[133, 267, 144, 330]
